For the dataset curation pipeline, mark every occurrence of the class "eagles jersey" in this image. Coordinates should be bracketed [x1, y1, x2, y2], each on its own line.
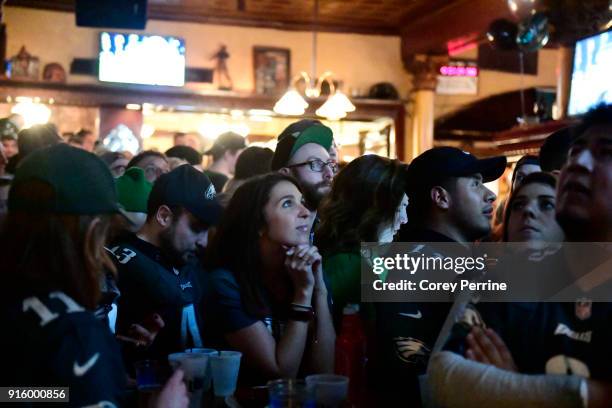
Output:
[443, 245, 612, 381]
[445, 300, 612, 380]
[1, 291, 126, 407]
[374, 228, 464, 405]
[109, 234, 207, 365]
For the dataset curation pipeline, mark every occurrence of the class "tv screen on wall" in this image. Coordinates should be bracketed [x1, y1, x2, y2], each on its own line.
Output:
[98, 31, 185, 87]
[568, 30, 612, 116]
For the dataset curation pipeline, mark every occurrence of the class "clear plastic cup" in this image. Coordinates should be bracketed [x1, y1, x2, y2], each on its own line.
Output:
[184, 348, 218, 391]
[305, 374, 349, 407]
[168, 352, 209, 408]
[210, 351, 242, 397]
[267, 379, 315, 408]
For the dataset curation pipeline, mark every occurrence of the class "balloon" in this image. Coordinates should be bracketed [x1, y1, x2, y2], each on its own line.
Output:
[487, 19, 519, 51]
[516, 12, 550, 52]
[507, 0, 540, 20]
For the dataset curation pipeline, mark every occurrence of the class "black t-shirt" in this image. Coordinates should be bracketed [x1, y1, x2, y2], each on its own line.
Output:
[1, 291, 126, 407]
[206, 268, 290, 386]
[109, 235, 207, 365]
[204, 170, 229, 194]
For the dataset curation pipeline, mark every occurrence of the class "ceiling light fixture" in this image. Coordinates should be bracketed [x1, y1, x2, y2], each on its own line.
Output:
[273, 0, 355, 120]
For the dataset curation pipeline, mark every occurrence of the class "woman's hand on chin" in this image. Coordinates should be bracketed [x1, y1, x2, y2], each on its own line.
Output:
[285, 244, 316, 303]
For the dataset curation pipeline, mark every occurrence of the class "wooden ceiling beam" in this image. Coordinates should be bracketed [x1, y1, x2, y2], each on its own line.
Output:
[400, 0, 513, 60]
[6, 0, 400, 36]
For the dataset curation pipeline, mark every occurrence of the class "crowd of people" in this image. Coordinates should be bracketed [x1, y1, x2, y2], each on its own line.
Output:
[0, 102, 610, 407]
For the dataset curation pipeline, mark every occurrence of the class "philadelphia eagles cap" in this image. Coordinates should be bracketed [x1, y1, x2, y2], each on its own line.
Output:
[271, 119, 333, 171]
[9, 143, 123, 215]
[407, 146, 507, 193]
[147, 164, 222, 226]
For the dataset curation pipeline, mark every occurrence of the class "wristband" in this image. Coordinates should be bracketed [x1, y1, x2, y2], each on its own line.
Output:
[288, 303, 315, 321]
[290, 303, 313, 311]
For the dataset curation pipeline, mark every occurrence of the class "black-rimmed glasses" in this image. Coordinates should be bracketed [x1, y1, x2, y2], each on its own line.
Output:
[288, 159, 338, 173]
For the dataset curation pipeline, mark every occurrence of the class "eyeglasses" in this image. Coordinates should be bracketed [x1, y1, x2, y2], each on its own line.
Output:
[288, 159, 338, 173]
[144, 165, 168, 179]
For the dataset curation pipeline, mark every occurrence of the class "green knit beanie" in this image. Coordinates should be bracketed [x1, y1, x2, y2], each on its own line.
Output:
[115, 167, 152, 213]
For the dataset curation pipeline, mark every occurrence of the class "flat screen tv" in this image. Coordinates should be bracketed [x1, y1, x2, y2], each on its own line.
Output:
[568, 30, 612, 116]
[98, 31, 185, 87]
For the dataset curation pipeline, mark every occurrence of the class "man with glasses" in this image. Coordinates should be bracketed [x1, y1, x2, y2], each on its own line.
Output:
[126, 150, 170, 183]
[272, 119, 337, 212]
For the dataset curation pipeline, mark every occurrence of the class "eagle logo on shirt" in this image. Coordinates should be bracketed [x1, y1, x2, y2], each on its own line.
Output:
[394, 337, 430, 365]
[205, 184, 216, 200]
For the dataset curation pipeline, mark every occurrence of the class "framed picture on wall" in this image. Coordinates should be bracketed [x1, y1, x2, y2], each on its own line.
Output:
[253, 46, 291, 95]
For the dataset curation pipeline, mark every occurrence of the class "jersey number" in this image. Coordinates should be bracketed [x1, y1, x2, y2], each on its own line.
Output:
[23, 292, 84, 326]
[108, 246, 137, 264]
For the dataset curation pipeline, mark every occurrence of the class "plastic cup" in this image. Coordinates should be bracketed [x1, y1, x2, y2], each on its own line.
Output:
[267, 379, 315, 408]
[168, 352, 209, 408]
[210, 351, 242, 397]
[184, 348, 218, 391]
[305, 374, 349, 407]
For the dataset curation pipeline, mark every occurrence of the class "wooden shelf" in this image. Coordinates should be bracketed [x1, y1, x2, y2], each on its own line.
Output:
[0, 79, 408, 159]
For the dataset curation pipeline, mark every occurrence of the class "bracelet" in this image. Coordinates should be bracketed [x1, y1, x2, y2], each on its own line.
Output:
[290, 303, 313, 311]
[288, 303, 315, 321]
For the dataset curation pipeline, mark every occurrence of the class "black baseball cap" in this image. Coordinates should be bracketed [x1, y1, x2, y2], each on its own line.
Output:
[165, 145, 203, 166]
[8, 143, 123, 215]
[204, 132, 246, 156]
[539, 126, 575, 172]
[147, 164, 222, 226]
[271, 119, 333, 171]
[407, 146, 507, 192]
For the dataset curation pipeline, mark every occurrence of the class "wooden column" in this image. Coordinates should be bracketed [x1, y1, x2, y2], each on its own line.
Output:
[554, 46, 574, 120]
[405, 54, 447, 160]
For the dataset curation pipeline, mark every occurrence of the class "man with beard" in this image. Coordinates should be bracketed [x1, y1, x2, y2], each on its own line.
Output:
[110, 164, 222, 364]
[272, 120, 336, 214]
[427, 104, 612, 407]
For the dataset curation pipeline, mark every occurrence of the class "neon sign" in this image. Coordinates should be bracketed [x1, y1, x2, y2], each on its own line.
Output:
[439, 65, 478, 77]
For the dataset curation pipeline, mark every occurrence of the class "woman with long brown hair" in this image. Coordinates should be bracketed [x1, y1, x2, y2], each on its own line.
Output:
[316, 154, 409, 323]
[205, 173, 335, 385]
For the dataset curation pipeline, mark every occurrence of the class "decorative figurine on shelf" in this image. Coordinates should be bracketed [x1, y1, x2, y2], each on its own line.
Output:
[211, 44, 233, 91]
[9, 46, 39, 80]
[42, 62, 66, 83]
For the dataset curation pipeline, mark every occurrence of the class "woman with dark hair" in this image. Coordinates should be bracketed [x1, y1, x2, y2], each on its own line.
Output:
[316, 154, 408, 321]
[0, 144, 187, 408]
[503, 171, 565, 246]
[205, 173, 335, 384]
